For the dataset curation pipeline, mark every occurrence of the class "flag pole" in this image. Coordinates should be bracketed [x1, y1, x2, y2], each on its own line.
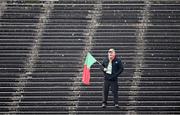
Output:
[96, 60, 103, 66]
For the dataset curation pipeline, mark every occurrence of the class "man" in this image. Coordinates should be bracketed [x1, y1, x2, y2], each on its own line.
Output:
[101, 48, 124, 108]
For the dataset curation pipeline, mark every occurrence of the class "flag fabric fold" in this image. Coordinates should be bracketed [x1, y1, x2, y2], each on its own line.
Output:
[82, 52, 97, 85]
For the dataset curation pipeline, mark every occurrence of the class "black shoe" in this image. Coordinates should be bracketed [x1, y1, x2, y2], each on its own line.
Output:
[114, 104, 119, 108]
[102, 103, 106, 108]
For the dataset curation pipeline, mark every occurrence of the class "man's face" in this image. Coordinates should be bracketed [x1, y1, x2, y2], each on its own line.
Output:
[108, 49, 116, 60]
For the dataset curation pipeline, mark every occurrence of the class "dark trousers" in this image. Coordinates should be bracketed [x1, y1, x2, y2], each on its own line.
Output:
[102, 80, 118, 105]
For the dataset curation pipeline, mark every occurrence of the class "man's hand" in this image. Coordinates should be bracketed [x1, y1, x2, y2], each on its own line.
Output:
[103, 68, 107, 72]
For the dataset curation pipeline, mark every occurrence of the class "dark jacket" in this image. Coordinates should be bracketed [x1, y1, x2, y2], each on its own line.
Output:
[101, 56, 124, 81]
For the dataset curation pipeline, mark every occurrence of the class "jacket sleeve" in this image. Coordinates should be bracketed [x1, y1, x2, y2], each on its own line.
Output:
[101, 59, 111, 80]
[116, 59, 124, 76]
[100, 59, 106, 73]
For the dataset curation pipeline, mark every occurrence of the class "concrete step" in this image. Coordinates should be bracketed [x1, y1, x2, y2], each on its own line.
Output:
[0, 0, 180, 114]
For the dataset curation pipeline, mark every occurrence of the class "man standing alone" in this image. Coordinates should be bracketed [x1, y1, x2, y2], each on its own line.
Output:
[101, 48, 124, 108]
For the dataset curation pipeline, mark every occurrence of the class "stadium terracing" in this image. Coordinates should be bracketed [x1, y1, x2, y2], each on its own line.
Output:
[0, 0, 180, 114]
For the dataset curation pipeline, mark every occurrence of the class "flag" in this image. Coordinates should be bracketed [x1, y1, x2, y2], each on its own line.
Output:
[82, 52, 97, 85]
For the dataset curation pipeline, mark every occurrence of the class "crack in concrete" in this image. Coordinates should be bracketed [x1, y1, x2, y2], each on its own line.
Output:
[0, 0, 7, 18]
[68, 1, 102, 115]
[0, 0, 7, 30]
[126, 1, 151, 115]
[7, 1, 54, 114]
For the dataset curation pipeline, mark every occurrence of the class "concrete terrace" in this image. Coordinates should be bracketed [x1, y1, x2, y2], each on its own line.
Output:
[0, 0, 180, 114]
